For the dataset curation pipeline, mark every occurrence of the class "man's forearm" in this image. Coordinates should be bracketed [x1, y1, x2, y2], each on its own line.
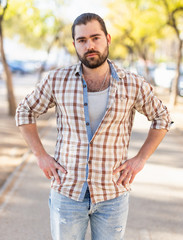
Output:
[136, 128, 167, 162]
[19, 123, 47, 157]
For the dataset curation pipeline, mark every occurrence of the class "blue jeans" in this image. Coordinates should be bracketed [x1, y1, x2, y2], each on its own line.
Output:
[49, 188, 129, 240]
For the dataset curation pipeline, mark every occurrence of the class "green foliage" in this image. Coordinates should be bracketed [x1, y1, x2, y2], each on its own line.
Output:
[106, 0, 183, 61]
[3, 0, 66, 50]
[107, 0, 161, 60]
[57, 23, 75, 55]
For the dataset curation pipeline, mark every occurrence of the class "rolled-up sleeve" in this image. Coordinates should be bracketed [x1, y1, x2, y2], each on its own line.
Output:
[134, 79, 172, 131]
[15, 73, 55, 126]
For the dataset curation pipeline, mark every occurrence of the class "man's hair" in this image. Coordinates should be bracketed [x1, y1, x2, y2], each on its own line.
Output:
[71, 13, 108, 40]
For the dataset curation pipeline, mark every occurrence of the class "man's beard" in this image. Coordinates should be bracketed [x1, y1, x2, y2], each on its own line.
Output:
[76, 45, 109, 69]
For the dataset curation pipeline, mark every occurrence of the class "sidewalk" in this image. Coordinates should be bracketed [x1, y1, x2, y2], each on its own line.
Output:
[0, 74, 183, 239]
[0, 116, 91, 240]
[126, 113, 183, 240]
[0, 111, 183, 239]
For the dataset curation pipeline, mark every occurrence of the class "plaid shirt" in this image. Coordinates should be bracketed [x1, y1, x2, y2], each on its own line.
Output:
[16, 60, 171, 204]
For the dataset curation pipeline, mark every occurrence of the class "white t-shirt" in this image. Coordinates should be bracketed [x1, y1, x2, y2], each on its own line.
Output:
[88, 87, 109, 136]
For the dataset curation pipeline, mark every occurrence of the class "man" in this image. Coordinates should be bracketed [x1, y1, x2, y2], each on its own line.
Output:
[16, 13, 172, 240]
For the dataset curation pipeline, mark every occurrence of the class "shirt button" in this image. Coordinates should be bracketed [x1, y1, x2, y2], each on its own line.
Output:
[86, 122, 90, 126]
[83, 84, 87, 88]
[88, 160, 91, 164]
[84, 103, 88, 106]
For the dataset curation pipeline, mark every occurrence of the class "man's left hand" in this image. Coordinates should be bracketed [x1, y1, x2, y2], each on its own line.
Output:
[113, 156, 146, 188]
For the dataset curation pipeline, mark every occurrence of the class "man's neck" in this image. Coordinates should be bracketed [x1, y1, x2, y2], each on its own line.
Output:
[82, 61, 109, 80]
[81, 61, 111, 92]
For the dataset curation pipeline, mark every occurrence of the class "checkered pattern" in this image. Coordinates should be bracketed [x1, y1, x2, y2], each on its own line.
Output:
[16, 60, 172, 203]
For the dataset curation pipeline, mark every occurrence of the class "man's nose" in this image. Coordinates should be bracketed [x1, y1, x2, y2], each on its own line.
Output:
[86, 39, 94, 50]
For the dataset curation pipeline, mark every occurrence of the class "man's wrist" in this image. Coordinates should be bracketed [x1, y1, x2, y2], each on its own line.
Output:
[33, 148, 47, 158]
[136, 152, 149, 163]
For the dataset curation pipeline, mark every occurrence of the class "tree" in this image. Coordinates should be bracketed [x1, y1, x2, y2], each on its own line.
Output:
[4, 1, 62, 50]
[106, 0, 183, 105]
[160, 0, 183, 106]
[0, 0, 16, 116]
[4, 0, 73, 81]
[107, 0, 163, 82]
[1, 0, 68, 114]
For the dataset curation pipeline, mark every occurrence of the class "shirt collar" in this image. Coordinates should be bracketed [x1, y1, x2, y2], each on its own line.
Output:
[74, 59, 126, 81]
[108, 59, 126, 81]
[75, 62, 81, 76]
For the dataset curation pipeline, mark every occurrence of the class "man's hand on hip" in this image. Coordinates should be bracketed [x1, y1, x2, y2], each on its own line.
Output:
[113, 156, 146, 188]
[36, 153, 67, 184]
[113, 129, 168, 189]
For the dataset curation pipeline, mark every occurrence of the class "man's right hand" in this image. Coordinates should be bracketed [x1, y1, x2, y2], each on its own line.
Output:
[36, 153, 67, 185]
[18, 123, 67, 185]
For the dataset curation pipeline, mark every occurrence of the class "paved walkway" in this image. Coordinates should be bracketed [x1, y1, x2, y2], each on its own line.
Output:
[126, 114, 183, 240]
[0, 111, 183, 240]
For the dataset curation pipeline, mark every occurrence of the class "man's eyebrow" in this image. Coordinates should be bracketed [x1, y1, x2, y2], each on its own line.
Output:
[76, 34, 102, 41]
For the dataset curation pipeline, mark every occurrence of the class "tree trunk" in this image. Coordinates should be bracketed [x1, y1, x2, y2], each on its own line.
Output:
[0, 23, 16, 116]
[144, 60, 150, 80]
[37, 34, 60, 83]
[140, 50, 153, 85]
[169, 39, 182, 107]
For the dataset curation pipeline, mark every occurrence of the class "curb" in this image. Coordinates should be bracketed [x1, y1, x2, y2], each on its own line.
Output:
[0, 150, 32, 205]
[0, 112, 55, 207]
[0, 152, 33, 213]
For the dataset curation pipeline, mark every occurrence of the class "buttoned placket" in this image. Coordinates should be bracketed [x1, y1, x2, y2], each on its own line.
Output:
[78, 62, 121, 201]
[78, 71, 93, 201]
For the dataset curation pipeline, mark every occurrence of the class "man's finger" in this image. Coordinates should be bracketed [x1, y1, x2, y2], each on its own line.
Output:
[54, 162, 67, 174]
[129, 174, 136, 184]
[47, 170, 53, 177]
[44, 170, 51, 179]
[113, 162, 126, 175]
[52, 168, 61, 184]
[117, 170, 128, 185]
[122, 172, 132, 187]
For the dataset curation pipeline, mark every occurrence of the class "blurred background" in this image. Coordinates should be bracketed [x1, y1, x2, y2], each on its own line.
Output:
[0, 0, 183, 116]
[0, 0, 182, 191]
[0, 1, 183, 239]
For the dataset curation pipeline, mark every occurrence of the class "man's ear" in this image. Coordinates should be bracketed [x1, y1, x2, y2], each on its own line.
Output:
[107, 34, 111, 45]
[73, 41, 75, 48]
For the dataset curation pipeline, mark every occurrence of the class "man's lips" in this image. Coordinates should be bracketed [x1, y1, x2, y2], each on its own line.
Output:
[85, 52, 99, 58]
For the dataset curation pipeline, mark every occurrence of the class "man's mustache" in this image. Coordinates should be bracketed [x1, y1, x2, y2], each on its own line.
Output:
[84, 50, 100, 57]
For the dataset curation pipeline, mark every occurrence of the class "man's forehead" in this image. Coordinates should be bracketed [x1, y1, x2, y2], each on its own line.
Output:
[74, 20, 104, 38]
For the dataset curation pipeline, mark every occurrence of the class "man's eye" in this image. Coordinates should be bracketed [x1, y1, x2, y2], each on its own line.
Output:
[94, 37, 99, 40]
[79, 39, 85, 43]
